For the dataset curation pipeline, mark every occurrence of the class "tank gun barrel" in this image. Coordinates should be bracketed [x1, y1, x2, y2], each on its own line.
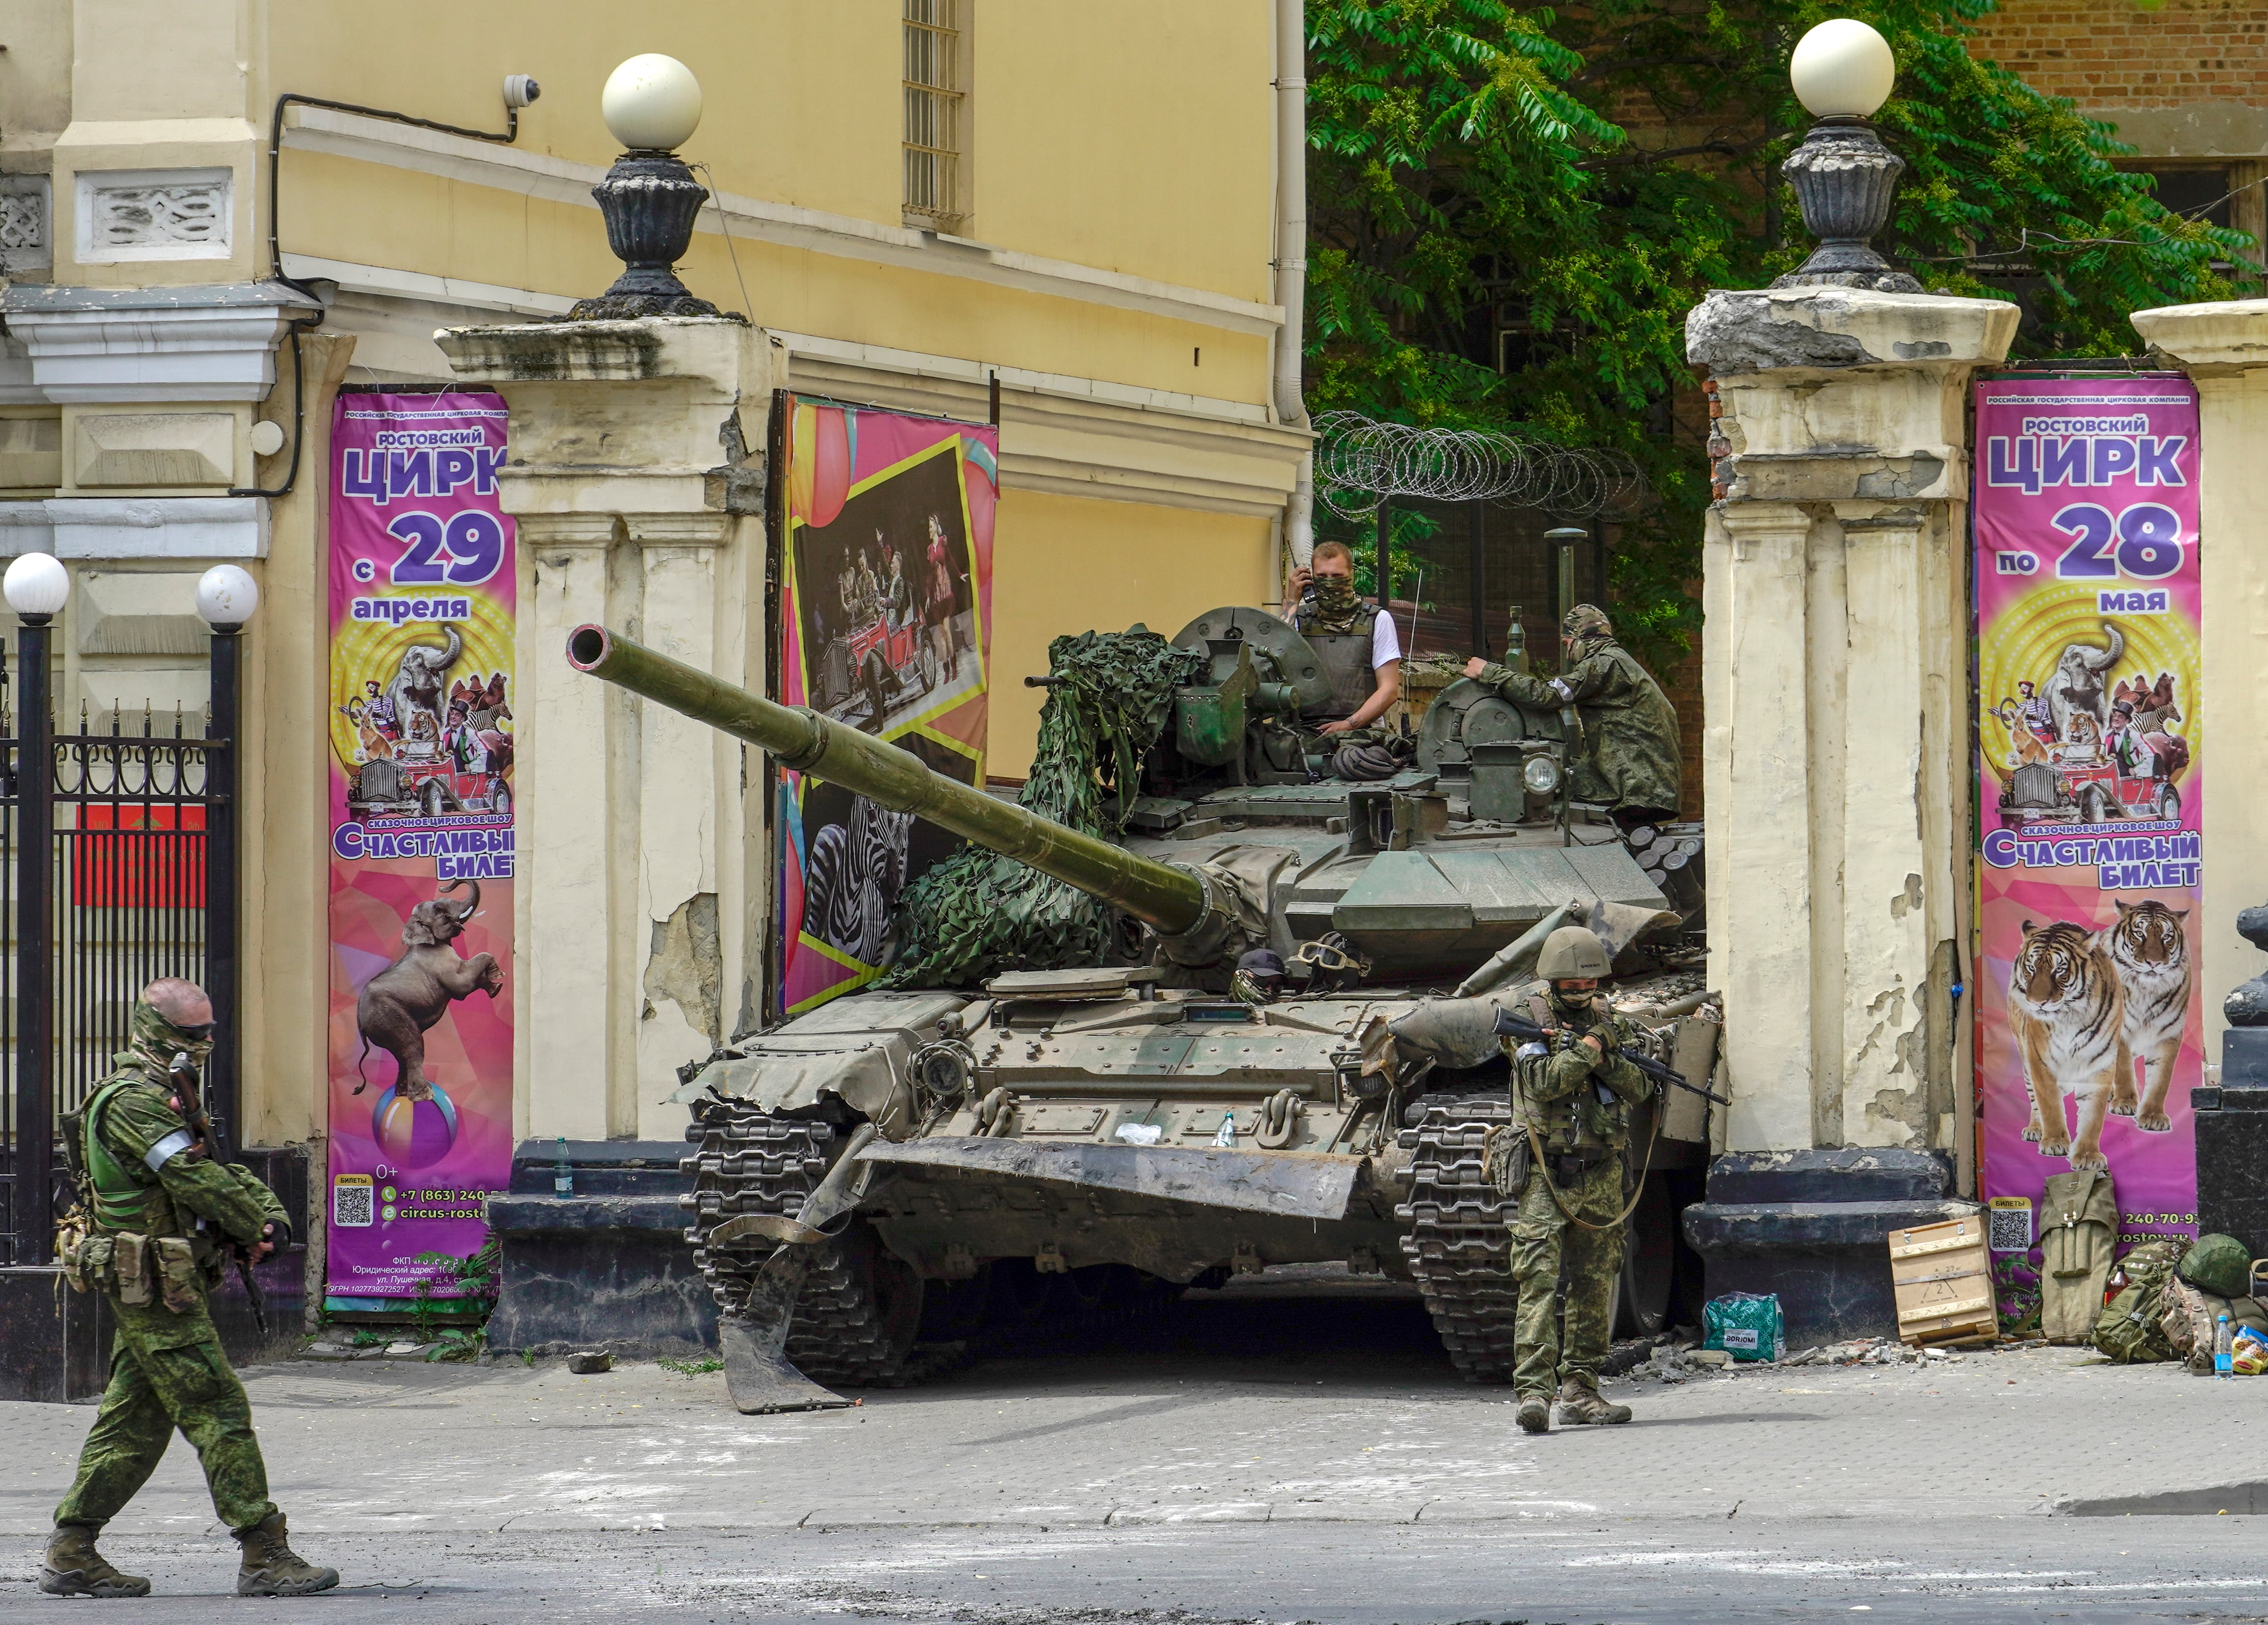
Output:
[566, 625, 1207, 937]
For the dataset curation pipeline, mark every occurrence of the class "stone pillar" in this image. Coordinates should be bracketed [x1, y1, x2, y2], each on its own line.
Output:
[1680, 287, 2019, 1345]
[2125, 301, 2268, 1049]
[438, 317, 781, 1144]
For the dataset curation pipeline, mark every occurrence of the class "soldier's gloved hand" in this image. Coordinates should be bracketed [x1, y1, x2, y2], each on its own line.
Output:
[248, 1219, 287, 1262]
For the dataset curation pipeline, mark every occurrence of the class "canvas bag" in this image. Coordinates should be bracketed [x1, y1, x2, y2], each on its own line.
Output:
[2094, 1238, 2184, 1363]
[2038, 1169, 2118, 1343]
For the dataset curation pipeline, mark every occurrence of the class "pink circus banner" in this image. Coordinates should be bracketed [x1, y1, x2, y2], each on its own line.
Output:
[1973, 375, 2203, 1324]
[323, 391, 516, 1307]
[774, 396, 996, 1017]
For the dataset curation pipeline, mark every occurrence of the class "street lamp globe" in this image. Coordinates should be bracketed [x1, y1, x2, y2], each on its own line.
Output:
[3, 552, 70, 622]
[602, 54, 703, 152]
[196, 564, 260, 630]
[1790, 18, 1895, 119]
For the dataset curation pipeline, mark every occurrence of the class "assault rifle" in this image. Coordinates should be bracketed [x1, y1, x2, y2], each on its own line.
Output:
[169, 1051, 270, 1335]
[1490, 1007, 1730, 1106]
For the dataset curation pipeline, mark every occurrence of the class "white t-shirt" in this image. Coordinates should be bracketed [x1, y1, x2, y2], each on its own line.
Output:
[1368, 608, 1402, 670]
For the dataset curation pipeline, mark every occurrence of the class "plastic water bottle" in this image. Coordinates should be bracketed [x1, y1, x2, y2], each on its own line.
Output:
[553, 1136, 573, 1199]
[2215, 1313, 2234, 1378]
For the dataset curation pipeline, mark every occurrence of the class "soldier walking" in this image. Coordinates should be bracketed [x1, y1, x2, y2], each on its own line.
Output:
[1464, 604, 1681, 827]
[40, 978, 338, 1598]
[1502, 928, 1652, 1433]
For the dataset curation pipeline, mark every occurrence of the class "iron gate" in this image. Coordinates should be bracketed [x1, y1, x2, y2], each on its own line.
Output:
[0, 633, 236, 1267]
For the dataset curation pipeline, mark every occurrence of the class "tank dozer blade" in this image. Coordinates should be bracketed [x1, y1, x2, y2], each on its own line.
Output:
[720, 1247, 852, 1416]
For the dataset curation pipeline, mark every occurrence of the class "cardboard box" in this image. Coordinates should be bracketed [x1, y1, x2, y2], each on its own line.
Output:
[1888, 1214, 1998, 1346]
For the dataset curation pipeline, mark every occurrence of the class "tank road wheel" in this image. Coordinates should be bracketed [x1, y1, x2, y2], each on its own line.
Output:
[681, 1100, 924, 1388]
[1395, 1093, 1520, 1382]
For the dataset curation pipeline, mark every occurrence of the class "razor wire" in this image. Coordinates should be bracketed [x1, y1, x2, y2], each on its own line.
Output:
[1312, 410, 1649, 520]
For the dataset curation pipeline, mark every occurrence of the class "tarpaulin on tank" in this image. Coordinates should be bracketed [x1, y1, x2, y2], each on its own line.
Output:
[854, 1137, 1363, 1220]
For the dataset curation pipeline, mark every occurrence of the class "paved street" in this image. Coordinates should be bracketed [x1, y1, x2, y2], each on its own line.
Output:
[4, 1278, 2266, 1621]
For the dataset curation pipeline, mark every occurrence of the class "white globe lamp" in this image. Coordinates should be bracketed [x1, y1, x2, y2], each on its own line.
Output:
[196, 564, 260, 631]
[571, 55, 723, 320]
[602, 54, 703, 152]
[1776, 18, 1919, 292]
[3, 552, 70, 623]
[1790, 19, 1897, 120]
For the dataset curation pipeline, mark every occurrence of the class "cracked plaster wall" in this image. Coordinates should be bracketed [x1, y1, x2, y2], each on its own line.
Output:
[1694, 286, 2008, 1180]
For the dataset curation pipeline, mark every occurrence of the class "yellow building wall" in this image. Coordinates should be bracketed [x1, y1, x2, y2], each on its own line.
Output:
[278, 149, 1269, 401]
[986, 489, 1273, 778]
[264, 0, 1275, 301]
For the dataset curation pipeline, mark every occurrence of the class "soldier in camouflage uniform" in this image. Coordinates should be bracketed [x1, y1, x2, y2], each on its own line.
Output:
[40, 979, 339, 1599]
[1464, 604, 1681, 826]
[1502, 928, 1653, 1433]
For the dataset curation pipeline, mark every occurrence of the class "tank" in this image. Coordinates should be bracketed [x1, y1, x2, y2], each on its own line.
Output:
[565, 618, 1719, 1413]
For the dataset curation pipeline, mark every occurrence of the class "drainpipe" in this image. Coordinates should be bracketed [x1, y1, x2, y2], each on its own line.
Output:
[1274, 0, 1314, 569]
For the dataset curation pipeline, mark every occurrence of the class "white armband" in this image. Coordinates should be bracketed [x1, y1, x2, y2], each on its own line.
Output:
[1548, 677, 1575, 703]
[143, 1129, 194, 1171]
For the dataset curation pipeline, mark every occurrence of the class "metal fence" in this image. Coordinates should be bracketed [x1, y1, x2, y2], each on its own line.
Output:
[0, 631, 235, 1266]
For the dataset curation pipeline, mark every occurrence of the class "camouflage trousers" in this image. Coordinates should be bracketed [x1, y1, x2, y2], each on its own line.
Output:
[1507, 1155, 1627, 1398]
[54, 1294, 276, 1534]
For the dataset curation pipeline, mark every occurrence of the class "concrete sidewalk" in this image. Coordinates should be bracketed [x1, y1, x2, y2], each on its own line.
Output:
[4, 1290, 2265, 1538]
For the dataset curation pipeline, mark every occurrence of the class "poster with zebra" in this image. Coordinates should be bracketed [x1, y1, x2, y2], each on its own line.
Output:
[776, 397, 997, 1015]
[1972, 375, 2202, 1331]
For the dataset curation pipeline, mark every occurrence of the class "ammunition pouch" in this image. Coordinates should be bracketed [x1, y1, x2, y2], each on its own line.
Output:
[1483, 1124, 1531, 1197]
[154, 1236, 201, 1314]
[69, 1230, 156, 1305]
[55, 1208, 94, 1293]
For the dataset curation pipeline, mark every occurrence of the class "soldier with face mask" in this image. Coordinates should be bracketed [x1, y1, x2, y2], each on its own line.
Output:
[1464, 604, 1681, 827]
[1501, 927, 1652, 1434]
[41, 979, 338, 1599]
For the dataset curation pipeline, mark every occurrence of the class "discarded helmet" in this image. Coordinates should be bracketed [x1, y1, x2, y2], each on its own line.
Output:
[1536, 925, 1614, 980]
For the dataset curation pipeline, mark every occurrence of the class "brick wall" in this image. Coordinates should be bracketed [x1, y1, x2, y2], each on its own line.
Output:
[1967, 2, 2268, 109]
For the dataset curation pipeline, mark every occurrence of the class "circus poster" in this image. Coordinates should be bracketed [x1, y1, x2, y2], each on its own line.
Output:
[1972, 375, 2203, 1325]
[323, 390, 516, 1308]
[774, 396, 997, 1017]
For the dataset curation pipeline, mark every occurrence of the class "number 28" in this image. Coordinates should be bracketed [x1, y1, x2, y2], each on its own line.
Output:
[2052, 502, 2184, 580]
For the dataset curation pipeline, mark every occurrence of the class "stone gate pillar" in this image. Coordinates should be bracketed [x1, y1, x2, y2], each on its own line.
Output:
[437, 316, 782, 1143]
[1681, 286, 2019, 1345]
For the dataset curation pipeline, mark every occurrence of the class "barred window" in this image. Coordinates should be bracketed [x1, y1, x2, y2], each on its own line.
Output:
[904, 0, 964, 227]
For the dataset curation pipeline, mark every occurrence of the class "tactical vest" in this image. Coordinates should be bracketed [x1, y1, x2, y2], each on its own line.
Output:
[1294, 604, 1379, 721]
[69, 1073, 173, 1235]
[1511, 993, 1632, 1155]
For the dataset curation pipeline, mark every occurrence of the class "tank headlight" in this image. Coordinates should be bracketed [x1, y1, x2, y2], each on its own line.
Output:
[1523, 754, 1561, 794]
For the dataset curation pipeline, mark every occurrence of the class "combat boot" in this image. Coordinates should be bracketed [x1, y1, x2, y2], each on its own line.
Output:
[1516, 1394, 1552, 1434]
[39, 1523, 152, 1597]
[234, 1513, 339, 1597]
[1555, 1377, 1632, 1426]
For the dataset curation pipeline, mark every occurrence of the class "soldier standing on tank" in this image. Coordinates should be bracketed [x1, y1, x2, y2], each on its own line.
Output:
[1503, 927, 1652, 1433]
[1463, 604, 1680, 827]
[39, 978, 339, 1599]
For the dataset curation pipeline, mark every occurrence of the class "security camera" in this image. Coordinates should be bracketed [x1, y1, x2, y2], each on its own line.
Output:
[503, 74, 541, 110]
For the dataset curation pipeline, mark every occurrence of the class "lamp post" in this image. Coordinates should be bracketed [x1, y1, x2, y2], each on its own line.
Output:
[1544, 525, 1589, 629]
[4, 552, 66, 1262]
[569, 54, 723, 321]
[1774, 19, 1922, 294]
[197, 564, 256, 1158]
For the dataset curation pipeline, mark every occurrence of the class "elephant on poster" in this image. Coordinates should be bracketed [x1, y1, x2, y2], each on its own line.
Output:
[353, 877, 504, 1102]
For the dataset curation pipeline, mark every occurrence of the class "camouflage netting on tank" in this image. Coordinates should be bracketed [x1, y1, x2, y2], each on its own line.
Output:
[885, 629, 1204, 989]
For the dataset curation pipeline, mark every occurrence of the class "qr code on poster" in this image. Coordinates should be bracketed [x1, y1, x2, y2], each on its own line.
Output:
[1988, 1197, 2034, 1253]
[332, 1175, 374, 1229]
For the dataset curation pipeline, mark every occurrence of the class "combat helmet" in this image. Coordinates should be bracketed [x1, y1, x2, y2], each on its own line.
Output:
[1536, 925, 1613, 981]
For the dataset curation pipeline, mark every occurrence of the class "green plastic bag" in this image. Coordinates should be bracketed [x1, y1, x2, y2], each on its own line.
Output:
[1703, 1292, 1785, 1362]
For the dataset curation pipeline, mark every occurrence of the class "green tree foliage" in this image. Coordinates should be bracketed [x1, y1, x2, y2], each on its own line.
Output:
[1306, 0, 2248, 663]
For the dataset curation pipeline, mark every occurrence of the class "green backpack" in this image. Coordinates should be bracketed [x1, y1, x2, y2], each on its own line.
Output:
[2094, 1239, 2185, 1363]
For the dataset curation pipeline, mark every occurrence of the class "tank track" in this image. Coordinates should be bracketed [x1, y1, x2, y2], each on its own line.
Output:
[680, 1096, 920, 1386]
[1395, 1092, 1520, 1383]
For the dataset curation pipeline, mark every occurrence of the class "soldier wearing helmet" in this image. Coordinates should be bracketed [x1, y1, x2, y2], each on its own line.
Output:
[1501, 925, 1653, 1433]
[1462, 604, 1681, 827]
